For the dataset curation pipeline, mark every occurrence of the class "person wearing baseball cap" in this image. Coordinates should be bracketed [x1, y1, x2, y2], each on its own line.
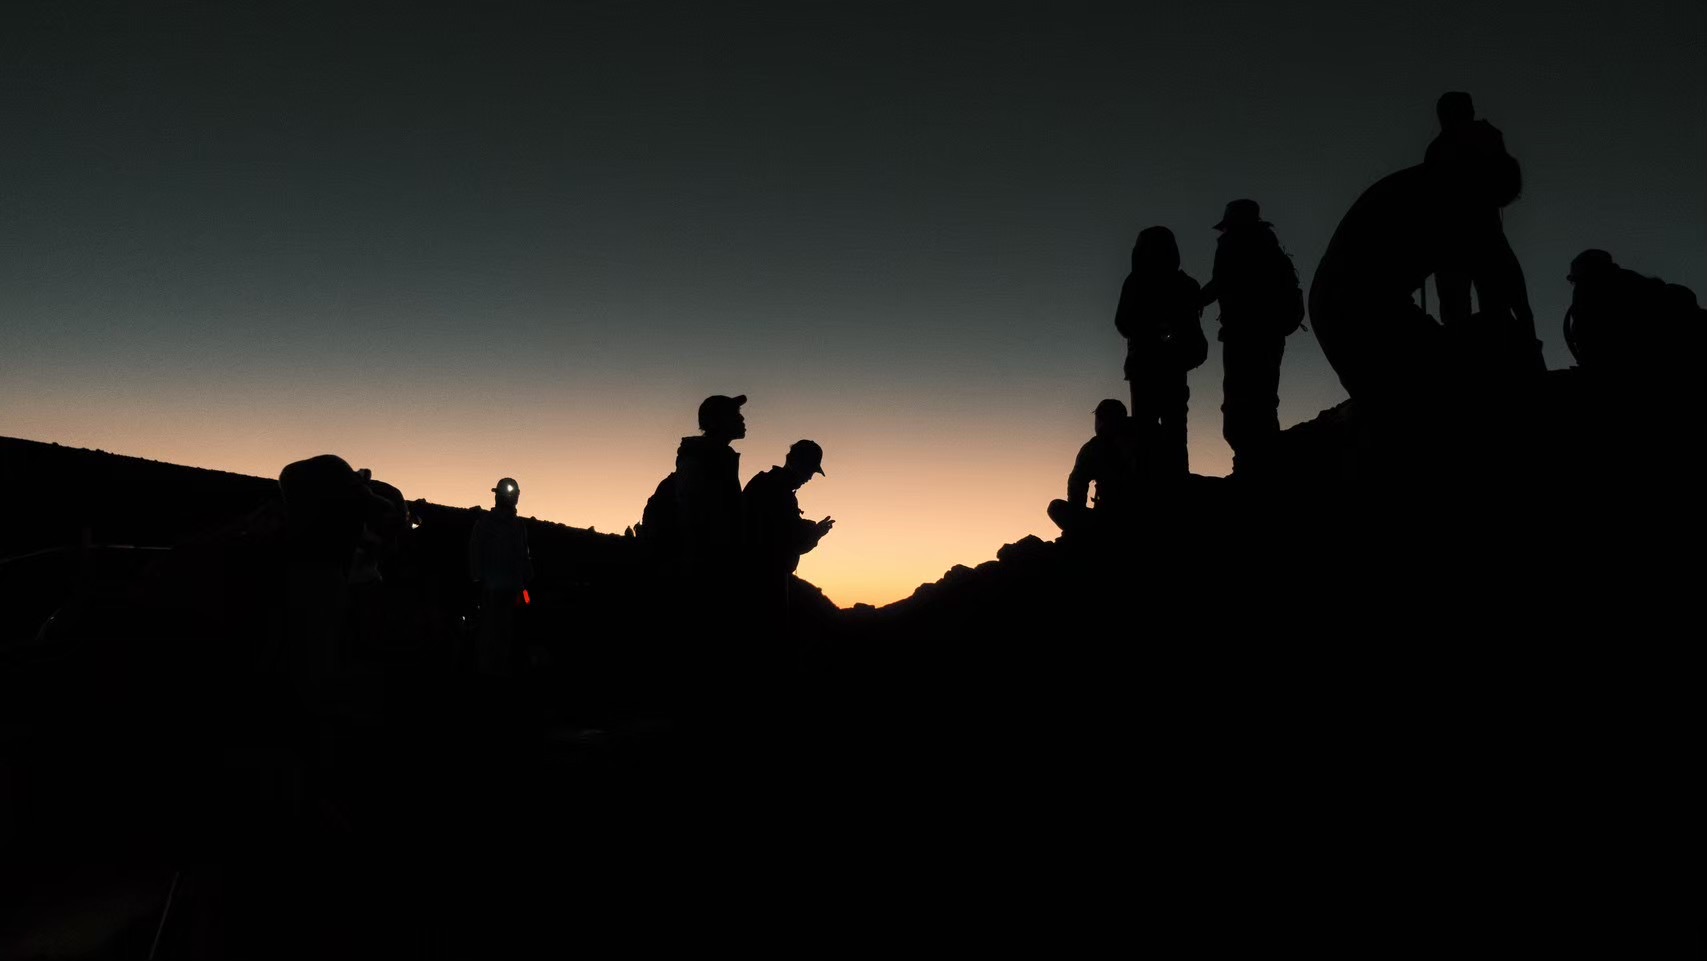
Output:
[675, 394, 748, 566]
[743, 439, 833, 576]
[741, 438, 835, 664]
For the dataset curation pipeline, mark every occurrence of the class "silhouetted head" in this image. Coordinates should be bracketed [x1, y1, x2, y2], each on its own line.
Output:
[697, 394, 748, 441]
[1093, 398, 1127, 438]
[1212, 199, 1271, 232]
[1132, 226, 1180, 273]
[1568, 249, 1617, 285]
[492, 477, 520, 509]
[366, 479, 409, 540]
[784, 439, 827, 485]
[1428, 118, 1522, 208]
[279, 454, 394, 546]
[1436, 91, 1475, 130]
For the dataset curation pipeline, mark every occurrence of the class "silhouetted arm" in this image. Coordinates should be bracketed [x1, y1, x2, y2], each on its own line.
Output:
[1474, 227, 1534, 331]
[795, 516, 825, 556]
[1066, 442, 1094, 508]
[1114, 276, 1136, 339]
[1200, 243, 1228, 307]
[1435, 268, 1472, 326]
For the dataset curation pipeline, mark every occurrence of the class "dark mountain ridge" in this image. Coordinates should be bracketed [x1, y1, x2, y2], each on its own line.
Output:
[1, 364, 1698, 958]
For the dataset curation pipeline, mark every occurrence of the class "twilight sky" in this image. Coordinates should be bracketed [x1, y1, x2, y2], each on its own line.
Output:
[3, 1, 1703, 607]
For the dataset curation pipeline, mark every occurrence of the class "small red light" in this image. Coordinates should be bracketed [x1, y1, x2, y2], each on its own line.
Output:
[521, 589, 531, 606]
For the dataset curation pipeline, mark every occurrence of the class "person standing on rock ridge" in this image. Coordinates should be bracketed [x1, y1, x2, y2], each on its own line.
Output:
[1115, 226, 1206, 479]
[658, 393, 751, 702]
[1201, 200, 1305, 479]
[675, 394, 748, 571]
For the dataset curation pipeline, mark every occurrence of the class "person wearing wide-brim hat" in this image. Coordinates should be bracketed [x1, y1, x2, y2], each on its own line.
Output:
[1211, 198, 1272, 232]
[1200, 199, 1305, 479]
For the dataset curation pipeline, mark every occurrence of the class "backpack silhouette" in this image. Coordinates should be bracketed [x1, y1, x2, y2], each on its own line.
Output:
[638, 472, 681, 552]
[1266, 251, 1307, 337]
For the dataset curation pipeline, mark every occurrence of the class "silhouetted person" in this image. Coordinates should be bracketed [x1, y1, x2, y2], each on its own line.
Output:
[350, 477, 408, 587]
[1564, 249, 1706, 400]
[468, 477, 532, 677]
[1048, 399, 1139, 536]
[1424, 91, 1476, 169]
[275, 454, 397, 839]
[279, 455, 395, 695]
[1563, 249, 1698, 371]
[1428, 94, 1536, 351]
[347, 477, 426, 663]
[728, 439, 833, 733]
[675, 394, 748, 568]
[1115, 226, 1206, 478]
[1311, 93, 1536, 404]
[1201, 200, 1305, 477]
[742, 439, 834, 603]
[1564, 250, 1626, 374]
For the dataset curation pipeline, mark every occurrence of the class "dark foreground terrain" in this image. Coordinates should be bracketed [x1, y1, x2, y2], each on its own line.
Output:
[1, 372, 1699, 958]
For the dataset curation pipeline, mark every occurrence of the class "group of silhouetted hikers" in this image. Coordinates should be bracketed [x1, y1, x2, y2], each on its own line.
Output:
[0, 395, 840, 884]
[284, 393, 836, 710]
[254, 392, 838, 701]
[4, 85, 1702, 958]
[633, 394, 835, 719]
[1049, 90, 1703, 536]
[1051, 195, 1306, 533]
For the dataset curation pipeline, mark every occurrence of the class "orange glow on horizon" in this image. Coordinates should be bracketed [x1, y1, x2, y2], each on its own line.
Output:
[2, 375, 1243, 608]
